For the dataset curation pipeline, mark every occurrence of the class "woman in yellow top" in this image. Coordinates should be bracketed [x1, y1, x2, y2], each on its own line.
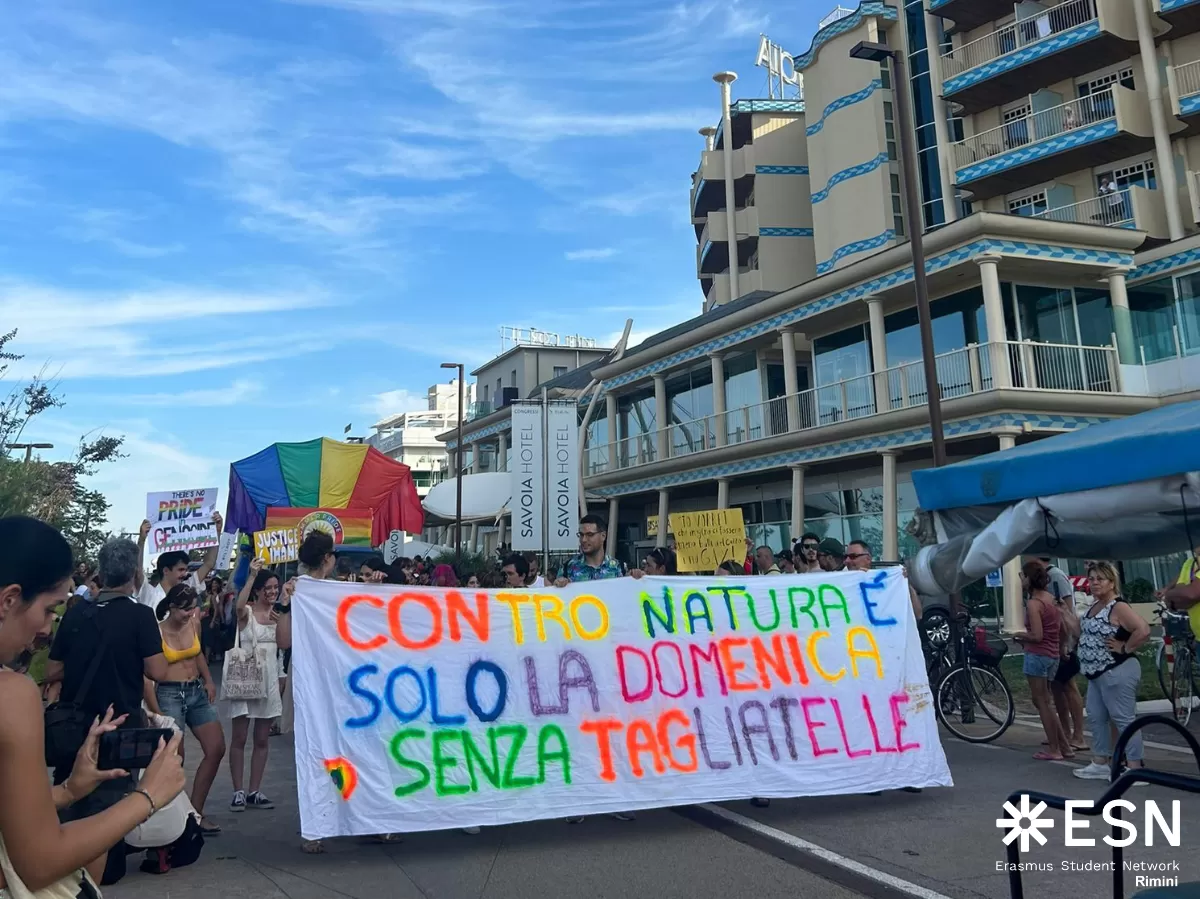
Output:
[143, 584, 226, 835]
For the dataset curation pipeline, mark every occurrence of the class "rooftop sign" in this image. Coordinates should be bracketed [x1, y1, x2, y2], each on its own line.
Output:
[755, 35, 804, 100]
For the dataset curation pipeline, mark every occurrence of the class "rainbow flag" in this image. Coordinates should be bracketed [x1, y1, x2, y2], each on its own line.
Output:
[265, 507, 374, 546]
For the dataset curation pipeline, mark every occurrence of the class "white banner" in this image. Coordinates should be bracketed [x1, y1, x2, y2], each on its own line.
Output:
[510, 404, 543, 551]
[216, 531, 238, 571]
[145, 488, 220, 553]
[292, 570, 951, 838]
[546, 403, 579, 552]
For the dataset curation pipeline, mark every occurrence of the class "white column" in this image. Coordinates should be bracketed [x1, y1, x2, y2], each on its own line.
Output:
[998, 431, 1023, 634]
[717, 478, 730, 510]
[497, 432, 508, 473]
[780, 327, 800, 430]
[710, 353, 727, 447]
[790, 465, 805, 543]
[471, 440, 482, 474]
[1107, 270, 1136, 365]
[497, 515, 507, 549]
[450, 447, 460, 476]
[866, 296, 888, 412]
[605, 392, 618, 472]
[1134, 0, 1185, 241]
[715, 72, 740, 303]
[469, 521, 479, 552]
[976, 254, 1011, 388]
[607, 498, 620, 559]
[656, 489, 670, 549]
[654, 374, 669, 461]
[881, 450, 898, 561]
[923, 8, 958, 224]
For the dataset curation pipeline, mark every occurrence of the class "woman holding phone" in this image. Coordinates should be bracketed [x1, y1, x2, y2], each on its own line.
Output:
[225, 560, 290, 814]
[0, 516, 185, 896]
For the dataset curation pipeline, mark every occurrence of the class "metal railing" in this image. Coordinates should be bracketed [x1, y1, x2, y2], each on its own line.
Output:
[952, 89, 1113, 170]
[942, 0, 1097, 78]
[1031, 189, 1134, 228]
[1177, 59, 1200, 99]
[584, 341, 1123, 474]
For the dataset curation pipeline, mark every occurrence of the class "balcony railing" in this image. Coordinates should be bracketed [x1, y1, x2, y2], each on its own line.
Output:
[585, 341, 1123, 474]
[1030, 189, 1134, 228]
[952, 89, 1113, 171]
[942, 0, 1097, 79]
[1178, 59, 1200, 99]
[467, 400, 495, 421]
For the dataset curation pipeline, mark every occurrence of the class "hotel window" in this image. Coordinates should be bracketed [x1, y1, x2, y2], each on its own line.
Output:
[1078, 68, 1134, 118]
[1008, 192, 1048, 217]
[553, 365, 568, 379]
[883, 101, 897, 161]
[482, 384, 490, 404]
[879, 60, 891, 90]
[1097, 159, 1155, 192]
[890, 173, 905, 238]
[1002, 102, 1031, 149]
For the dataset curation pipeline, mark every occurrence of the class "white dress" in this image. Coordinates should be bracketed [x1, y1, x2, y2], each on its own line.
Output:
[226, 613, 281, 720]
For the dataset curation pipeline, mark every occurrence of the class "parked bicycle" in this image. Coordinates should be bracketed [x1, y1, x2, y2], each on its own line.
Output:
[928, 611, 1016, 743]
[1155, 603, 1198, 726]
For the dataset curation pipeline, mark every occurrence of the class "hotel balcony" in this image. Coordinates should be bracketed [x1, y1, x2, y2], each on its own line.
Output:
[1029, 186, 1174, 246]
[1156, 0, 1200, 40]
[703, 268, 763, 310]
[691, 146, 755, 219]
[930, 0, 1016, 36]
[940, 0, 1138, 117]
[951, 86, 1153, 201]
[586, 341, 1128, 475]
[1170, 58, 1200, 134]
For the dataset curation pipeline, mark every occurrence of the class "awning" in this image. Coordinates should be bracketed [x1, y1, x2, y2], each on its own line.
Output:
[422, 472, 511, 523]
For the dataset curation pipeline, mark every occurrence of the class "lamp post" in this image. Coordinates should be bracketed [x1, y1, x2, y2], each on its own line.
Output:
[440, 362, 465, 563]
[6, 442, 53, 463]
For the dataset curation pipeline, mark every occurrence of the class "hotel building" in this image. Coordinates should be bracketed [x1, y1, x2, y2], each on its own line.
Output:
[443, 1, 1200, 606]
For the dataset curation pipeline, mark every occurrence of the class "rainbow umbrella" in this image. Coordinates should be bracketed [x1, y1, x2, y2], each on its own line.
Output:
[225, 438, 424, 546]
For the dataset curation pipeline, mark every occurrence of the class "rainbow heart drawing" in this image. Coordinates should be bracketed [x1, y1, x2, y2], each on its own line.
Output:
[324, 757, 359, 800]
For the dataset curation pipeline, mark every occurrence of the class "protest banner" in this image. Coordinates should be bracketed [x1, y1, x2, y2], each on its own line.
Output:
[291, 569, 950, 838]
[254, 527, 299, 565]
[146, 488, 220, 553]
[669, 510, 747, 573]
[216, 530, 238, 571]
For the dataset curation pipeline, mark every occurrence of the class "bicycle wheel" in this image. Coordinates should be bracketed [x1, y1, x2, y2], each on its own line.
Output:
[1171, 650, 1195, 727]
[936, 664, 1015, 743]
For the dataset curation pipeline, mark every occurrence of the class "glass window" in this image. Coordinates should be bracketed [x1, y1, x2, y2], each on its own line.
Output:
[884, 286, 985, 364]
[814, 325, 870, 386]
[1127, 277, 1177, 362]
[553, 365, 568, 378]
[1014, 284, 1079, 344]
[1008, 192, 1047, 217]
[1074, 287, 1114, 348]
[1172, 271, 1200, 355]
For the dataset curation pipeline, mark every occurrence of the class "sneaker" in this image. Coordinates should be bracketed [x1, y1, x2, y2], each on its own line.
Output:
[609, 811, 635, 821]
[1072, 762, 1111, 781]
[230, 790, 246, 812]
[246, 791, 274, 809]
[461, 826, 481, 835]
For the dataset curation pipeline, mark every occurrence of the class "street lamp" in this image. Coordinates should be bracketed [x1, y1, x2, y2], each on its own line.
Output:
[5, 442, 53, 463]
[440, 362, 465, 563]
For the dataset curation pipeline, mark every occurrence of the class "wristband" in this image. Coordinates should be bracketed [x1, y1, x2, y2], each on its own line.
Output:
[132, 788, 157, 820]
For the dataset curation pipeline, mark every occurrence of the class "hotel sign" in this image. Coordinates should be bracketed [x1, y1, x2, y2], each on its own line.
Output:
[755, 35, 804, 99]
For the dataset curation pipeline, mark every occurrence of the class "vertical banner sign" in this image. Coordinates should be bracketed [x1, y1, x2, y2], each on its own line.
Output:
[669, 509, 747, 573]
[290, 569, 952, 838]
[216, 530, 239, 571]
[547, 403, 579, 552]
[145, 488, 220, 553]
[510, 404, 544, 552]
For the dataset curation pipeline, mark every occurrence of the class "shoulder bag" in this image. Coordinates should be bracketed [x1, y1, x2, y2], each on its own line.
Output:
[220, 617, 267, 702]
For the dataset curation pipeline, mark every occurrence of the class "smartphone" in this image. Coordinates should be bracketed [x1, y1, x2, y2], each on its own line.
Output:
[97, 728, 173, 770]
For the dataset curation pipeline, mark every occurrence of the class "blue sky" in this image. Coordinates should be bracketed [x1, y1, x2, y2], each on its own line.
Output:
[0, 0, 827, 532]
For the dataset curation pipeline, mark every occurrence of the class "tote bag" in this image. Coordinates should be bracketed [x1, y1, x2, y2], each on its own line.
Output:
[220, 620, 266, 702]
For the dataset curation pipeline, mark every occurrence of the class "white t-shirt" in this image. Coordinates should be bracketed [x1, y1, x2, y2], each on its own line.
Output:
[529, 576, 545, 588]
[136, 572, 202, 609]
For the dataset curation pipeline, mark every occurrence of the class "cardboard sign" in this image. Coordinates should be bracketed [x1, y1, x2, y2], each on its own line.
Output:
[291, 569, 950, 838]
[668, 509, 747, 573]
[254, 527, 299, 565]
[146, 488, 220, 553]
[216, 531, 238, 571]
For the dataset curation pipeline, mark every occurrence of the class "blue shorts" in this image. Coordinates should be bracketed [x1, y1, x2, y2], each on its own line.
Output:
[156, 679, 219, 730]
[1023, 653, 1060, 679]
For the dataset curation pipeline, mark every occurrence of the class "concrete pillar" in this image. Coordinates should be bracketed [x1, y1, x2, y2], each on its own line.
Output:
[1107, 270, 1137, 365]
[923, 7, 958, 224]
[471, 440, 482, 474]
[866, 296, 889, 412]
[780, 327, 800, 431]
[656, 489, 670, 549]
[715, 72, 740, 303]
[654, 374, 669, 461]
[881, 450, 898, 561]
[976, 254, 1011, 388]
[605, 392, 618, 472]
[497, 515, 507, 550]
[1134, 0, 1185, 242]
[497, 432, 508, 473]
[607, 498, 620, 559]
[469, 521, 479, 552]
[790, 465, 805, 544]
[998, 431, 1024, 633]
[710, 353, 727, 447]
[717, 478, 730, 510]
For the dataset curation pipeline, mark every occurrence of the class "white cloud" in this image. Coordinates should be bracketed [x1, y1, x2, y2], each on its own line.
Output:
[349, 141, 489, 181]
[359, 388, 429, 422]
[565, 247, 616, 261]
[90, 379, 263, 407]
[58, 208, 183, 258]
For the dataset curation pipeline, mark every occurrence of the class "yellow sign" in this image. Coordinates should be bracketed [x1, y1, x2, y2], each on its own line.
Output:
[647, 514, 664, 538]
[254, 527, 299, 565]
[668, 509, 746, 573]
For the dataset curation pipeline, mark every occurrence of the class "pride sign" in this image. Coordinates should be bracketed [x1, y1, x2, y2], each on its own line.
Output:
[291, 571, 951, 838]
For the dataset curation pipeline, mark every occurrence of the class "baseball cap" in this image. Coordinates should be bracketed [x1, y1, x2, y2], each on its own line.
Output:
[817, 537, 845, 557]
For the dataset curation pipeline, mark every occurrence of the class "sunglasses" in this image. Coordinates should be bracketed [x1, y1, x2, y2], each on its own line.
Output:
[845, 552, 868, 560]
[801, 543, 819, 550]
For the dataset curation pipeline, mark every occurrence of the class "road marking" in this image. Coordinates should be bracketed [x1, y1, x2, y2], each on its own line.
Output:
[1009, 715, 1196, 755]
[696, 804, 957, 899]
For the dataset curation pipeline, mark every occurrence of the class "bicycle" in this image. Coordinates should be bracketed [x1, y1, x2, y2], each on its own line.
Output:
[1154, 603, 1199, 726]
[930, 611, 1015, 743]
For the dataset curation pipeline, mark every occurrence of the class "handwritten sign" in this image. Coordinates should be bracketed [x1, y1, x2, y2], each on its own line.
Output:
[255, 528, 299, 565]
[291, 570, 950, 838]
[216, 531, 238, 571]
[146, 488, 219, 553]
[668, 509, 746, 573]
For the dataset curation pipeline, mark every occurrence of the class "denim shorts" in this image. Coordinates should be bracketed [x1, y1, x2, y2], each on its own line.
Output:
[1023, 652, 1060, 679]
[156, 678, 219, 730]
